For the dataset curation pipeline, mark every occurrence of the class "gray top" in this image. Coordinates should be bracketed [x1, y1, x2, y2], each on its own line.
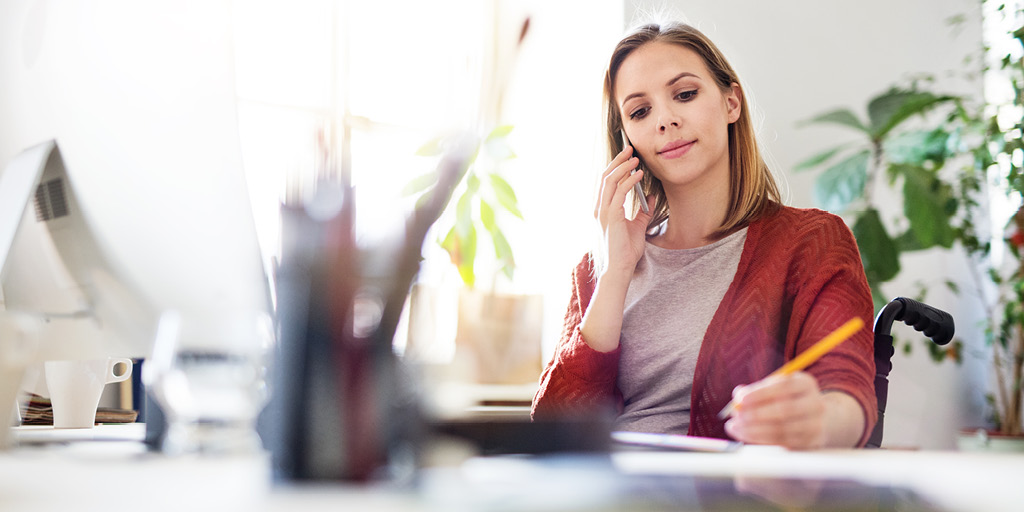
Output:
[614, 227, 748, 434]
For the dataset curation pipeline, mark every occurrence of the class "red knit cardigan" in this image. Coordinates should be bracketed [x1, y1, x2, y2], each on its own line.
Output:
[531, 206, 878, 446]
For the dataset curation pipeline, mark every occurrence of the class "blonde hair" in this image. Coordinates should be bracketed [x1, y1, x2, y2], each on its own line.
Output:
[603, 22, 780, 238]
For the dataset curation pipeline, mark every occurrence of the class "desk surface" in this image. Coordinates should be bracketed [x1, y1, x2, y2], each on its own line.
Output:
[2, 425, 1023, 512]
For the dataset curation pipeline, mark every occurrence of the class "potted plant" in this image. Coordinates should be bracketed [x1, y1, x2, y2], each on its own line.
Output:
[401, 17, 544, 390]
[796, 85, 964, 361]
[406, 125, 522, 289]
[799, 0, 1024, 445]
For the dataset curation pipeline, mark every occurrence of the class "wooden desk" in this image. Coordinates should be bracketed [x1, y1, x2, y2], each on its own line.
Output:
[2, 425, 1022, 511]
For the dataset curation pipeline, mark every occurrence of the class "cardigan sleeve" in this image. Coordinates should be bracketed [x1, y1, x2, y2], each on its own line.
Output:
[785, 213, 878, 447]
[531, 255, 621, 420]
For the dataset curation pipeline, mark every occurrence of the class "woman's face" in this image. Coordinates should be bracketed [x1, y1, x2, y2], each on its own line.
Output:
[614, 41, 741, 193]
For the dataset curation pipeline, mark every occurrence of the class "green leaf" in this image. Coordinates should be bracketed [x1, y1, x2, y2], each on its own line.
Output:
[926, 341, 944, 362]
[794, 144, 850, 172]
[484, 136, 517, 161]
[870, 283, 889, 312]
[945, 280, 960, 294]
[456, 225, 478, 287]
[455, 189, 474, 239]
[415, 135, 445, 156]
[441, 225, 478, 287]
[801, 109, 869, 134]
[867, 89, 958, 139]
[894, 230, 925, 252]
[440, 226, 458, 260]
[480, 199, 496, 233]
[486, 124, 514, 141]
[900, 164, 957, 249]
[884, 129, 950, 165]
[401, 170, 438, 197]
[479, 198, 515, 280]
[853, 208, 901, 284]
[466, 172, 481, 194]
[489, 174, 524, 219]
[491, 228, 515, 280]
[813, 150, 869, 212]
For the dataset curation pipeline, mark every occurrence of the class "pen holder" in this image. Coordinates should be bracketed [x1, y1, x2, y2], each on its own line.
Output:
[263, 134, 469, 483]
[266, 203, 422, 482]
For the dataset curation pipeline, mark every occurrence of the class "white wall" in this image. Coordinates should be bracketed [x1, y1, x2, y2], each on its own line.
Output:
[625, 0, 987, 449]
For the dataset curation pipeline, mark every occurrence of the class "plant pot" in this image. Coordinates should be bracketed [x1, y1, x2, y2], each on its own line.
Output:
[956, 428, 1024, 452]
[454, 288, 543, 386]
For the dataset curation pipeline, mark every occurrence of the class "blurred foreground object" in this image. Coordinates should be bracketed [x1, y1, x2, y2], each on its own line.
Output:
[268, 130, 473, 481]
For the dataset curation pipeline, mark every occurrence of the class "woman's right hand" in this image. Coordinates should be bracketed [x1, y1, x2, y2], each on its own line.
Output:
[594, 145, 653, 276]
[578, 146, 652, 354]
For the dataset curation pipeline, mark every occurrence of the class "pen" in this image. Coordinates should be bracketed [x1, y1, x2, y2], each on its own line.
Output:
[717, 316, 865, 420]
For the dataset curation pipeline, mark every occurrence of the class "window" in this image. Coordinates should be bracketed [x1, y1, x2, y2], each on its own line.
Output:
[232, 0, 623, 364]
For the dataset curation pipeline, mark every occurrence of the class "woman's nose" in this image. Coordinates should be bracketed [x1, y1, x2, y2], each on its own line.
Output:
[658, 116, 680, 132]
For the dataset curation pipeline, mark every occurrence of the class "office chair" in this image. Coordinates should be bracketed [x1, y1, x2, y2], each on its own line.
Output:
[867, 297, 955, 448]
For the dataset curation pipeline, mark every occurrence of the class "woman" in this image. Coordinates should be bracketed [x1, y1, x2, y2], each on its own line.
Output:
[531, 22, 876, 449]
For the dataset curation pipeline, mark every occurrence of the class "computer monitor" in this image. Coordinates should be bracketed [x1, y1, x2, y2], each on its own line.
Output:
[0, 140, 153, 361]
[0, 2, 271, 362]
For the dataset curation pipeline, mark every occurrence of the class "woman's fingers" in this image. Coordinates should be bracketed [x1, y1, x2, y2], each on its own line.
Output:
[594, 146, 637, 219]
[596, 158, 641, 223]
[724, 373, 827, 449]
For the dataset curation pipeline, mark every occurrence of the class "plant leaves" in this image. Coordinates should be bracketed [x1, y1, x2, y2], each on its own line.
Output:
[455, 189, 474, 240]
[466, 172, 481, 194]
[894, 230, 925, 252]
[801, 109, 869, 134]
[486, 124, 514, 141]
[945, 279, 960, 294]
[479, 199, 496, 232]
[869, 283, 889, 313]
[899, 164, 957, 249]
[491, 228, 515, 280]
[813, 150, 870, 212]
[484, 136, 517, 161]
[441, 226, 458, 259]
[867, 89, 958, 139]
[794, 144, 850, 172]
[456, 225, 478, 287]
[489, 174, 524, 219]
[415, 135, 445, 156]
[853, 207, 901, 284]
[440, 224, 477, 287]
[479, 198, 515, 281]
[401, 170, 438, 197]
[884, 129, 950, 165]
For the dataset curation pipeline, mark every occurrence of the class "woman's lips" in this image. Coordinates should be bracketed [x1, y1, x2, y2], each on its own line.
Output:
[658, 139, 695, 159]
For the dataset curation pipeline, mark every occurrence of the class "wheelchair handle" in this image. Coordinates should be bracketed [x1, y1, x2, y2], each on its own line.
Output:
[873, 297, 954, 345]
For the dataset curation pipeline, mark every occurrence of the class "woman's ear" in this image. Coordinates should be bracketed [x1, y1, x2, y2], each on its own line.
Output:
[726, 83, 742, 124]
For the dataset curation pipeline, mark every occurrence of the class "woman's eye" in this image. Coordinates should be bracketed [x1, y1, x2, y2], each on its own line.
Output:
[676, 90, 698, 101]
[628, 107, 650, 120]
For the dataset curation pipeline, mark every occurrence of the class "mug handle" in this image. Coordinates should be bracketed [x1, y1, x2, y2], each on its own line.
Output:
[106, 358, 133, 384]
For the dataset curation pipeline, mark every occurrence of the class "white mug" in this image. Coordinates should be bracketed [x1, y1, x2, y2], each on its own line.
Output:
[44, 358, 133, 429]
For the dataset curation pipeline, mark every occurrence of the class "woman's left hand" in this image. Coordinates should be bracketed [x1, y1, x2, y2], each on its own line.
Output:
[723, 372, 827, 450]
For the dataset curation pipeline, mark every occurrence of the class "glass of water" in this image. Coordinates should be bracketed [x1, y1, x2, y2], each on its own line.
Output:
[144, 309, 275, 455]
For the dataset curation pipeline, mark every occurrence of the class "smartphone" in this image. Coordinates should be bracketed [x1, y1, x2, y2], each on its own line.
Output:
[620, 130, 650, 214]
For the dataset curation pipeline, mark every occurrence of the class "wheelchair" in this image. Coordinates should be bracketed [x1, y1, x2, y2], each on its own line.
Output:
[867, 297, 956, 448]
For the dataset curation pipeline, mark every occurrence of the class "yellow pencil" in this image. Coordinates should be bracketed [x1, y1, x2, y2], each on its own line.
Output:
[717, 316, 865, 420]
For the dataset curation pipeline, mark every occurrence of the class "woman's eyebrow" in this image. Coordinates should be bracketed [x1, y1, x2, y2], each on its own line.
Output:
[620, 91, 647, 108]
[666, 71, 699, 87]
[620, 72, 701, 109]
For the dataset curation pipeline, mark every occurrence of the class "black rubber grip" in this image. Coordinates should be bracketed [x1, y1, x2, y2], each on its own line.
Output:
[894, 297, 955, 346]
